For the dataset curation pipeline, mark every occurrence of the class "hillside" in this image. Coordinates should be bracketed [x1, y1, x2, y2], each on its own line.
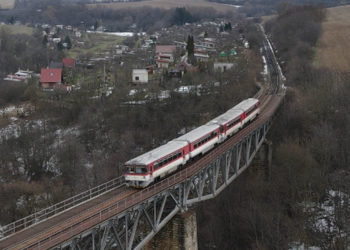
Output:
[316, 5, 350, 71]
[88, 0, 238, 12]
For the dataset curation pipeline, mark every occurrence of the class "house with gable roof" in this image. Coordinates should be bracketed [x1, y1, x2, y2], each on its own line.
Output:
[62, 58, 76, 68]
[40, 68, 62, 89]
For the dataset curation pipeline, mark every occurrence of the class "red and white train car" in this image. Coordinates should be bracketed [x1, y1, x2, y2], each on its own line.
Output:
[124, 141, 189, 188]
[124, 98, 260, 188]
[174, 124, 221, 158]
[207, 109, 243, 142]
[228, 98, 260, 126]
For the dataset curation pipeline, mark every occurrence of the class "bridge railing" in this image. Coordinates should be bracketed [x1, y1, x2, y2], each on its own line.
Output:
[0, 176, 125, 239]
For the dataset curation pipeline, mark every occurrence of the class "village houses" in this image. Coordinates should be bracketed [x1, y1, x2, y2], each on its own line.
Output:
[155, 45, 176, 69]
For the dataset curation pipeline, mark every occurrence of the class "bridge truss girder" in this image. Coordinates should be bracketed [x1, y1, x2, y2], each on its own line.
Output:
[56, 121, 270, 250]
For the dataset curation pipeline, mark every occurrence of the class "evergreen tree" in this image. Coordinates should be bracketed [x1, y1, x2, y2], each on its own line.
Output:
[8, 16, 15, 24]
[171, 7, 195, 26]
[42, 35, 48, 46]
[94, 20, 99, 30]
[186, 35, 195, 64]
[64, 35, 72, 49]
[57, 41, 64, 51]
[186, 35, 194, 56]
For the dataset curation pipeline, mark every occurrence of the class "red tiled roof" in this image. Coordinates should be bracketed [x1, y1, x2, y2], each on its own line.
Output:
[156, 45, 176, 54]
[40, 68, 62, 83]
[62, 58, 75, 67]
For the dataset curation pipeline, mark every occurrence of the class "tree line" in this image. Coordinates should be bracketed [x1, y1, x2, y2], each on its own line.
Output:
[0, 0, 235, 32]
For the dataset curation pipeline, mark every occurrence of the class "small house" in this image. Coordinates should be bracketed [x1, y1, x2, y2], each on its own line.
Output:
[156, 59, 169, 69]
[40, 68, 62, 89]
[75, 31, 82, 38]
[194, 50, 210, 62]
[214, 62, 235, 72]
[62, 58, 76, 68]
[132, 69, 148, 83]
[155, 45, 176, 62]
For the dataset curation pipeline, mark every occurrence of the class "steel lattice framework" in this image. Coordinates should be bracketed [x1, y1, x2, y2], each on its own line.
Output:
[55, 121, 270, 250]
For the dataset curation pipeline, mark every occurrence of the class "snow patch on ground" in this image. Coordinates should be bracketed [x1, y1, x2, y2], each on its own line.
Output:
[158, 90, 170, 100]
[87, 31, 146, 37]
[0, 123, 20, 140]
[314, 189, 349, 234]
[289, 242, 321, 250]
[261, 55, 268, 75]
[0, 105, 16, 115]
[294, 189, 350, 249]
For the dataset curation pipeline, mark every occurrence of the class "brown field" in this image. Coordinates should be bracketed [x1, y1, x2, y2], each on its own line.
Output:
[88, 0, 238, 12]
[0, 24, 34, 35]
[0, 0, 15, 9]
[316, 5, 350, 72]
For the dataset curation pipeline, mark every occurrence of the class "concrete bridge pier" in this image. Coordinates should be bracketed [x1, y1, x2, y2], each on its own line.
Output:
[144, 210, 198, 250]
[252, 139, 273, 180]
[264, 140, 273, 180]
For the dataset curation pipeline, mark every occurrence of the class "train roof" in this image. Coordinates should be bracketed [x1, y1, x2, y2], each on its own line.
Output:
[229, 98, 259, 112]
[174, 124, 220, 143]
[207, 109, 243, 126]
[125, 140, 188, 166]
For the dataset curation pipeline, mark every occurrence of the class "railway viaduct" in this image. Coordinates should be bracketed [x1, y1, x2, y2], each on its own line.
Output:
[0, 25, 286, 250]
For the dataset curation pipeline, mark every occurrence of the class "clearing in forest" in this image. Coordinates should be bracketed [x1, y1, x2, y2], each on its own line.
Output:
[0, 0, 15, 9]
[0, 24, 34, 35]
[88, 0, 238, 12]
[315, 5, 350, 72]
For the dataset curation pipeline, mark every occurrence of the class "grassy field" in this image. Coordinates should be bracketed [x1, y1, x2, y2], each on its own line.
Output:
[0, 0, 15, 9]
[315, 5, 350, 72]
[88, 0, 238, 12]
[67, 33, 126, 58]
[0, 24, 34, 35]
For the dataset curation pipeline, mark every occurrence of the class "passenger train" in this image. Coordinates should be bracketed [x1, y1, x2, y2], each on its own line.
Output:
[124, 98, 260, 188]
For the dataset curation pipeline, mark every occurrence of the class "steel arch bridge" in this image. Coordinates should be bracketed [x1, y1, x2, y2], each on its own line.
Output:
[57, 111, 277, 250]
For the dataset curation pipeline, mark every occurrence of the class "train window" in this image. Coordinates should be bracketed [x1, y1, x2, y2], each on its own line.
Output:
[136, 167, 147, 174]
[127, 166, 135, 173]
[228, 118, 240, 128]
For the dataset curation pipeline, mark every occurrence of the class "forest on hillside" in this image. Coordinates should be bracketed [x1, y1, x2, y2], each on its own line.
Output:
[197, 5, 350, 249]
[0, 0, 234, 32]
